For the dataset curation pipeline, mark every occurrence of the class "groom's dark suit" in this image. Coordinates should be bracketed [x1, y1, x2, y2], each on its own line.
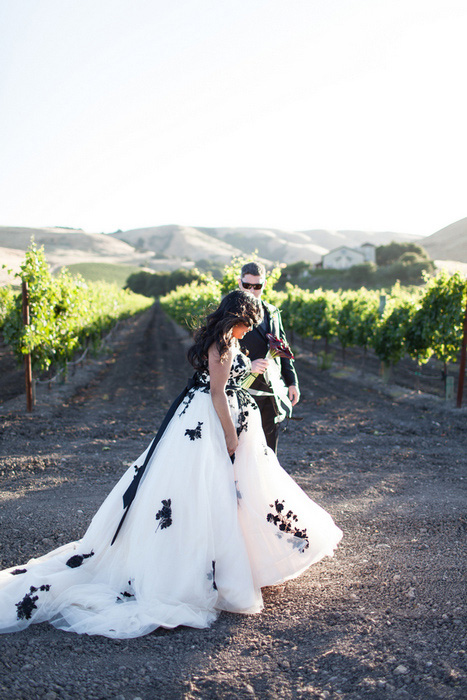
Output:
[240, 300, 298, 453]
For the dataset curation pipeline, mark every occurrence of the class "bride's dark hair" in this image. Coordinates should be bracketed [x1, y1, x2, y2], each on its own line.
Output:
[187, 290, 263, 370]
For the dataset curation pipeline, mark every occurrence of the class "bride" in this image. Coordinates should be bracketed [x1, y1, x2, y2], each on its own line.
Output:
[0, 290, 342, 638]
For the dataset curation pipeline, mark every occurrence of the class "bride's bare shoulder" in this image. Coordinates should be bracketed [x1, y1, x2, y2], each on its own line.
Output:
[208, 342, 235, 364]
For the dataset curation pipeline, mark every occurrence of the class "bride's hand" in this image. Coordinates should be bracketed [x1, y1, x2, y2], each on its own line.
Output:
[251, 358, 269, 374]
[225, 429, 239, 457]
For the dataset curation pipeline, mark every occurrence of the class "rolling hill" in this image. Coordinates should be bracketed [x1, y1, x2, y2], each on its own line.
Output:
[112, 225, 242, 262]
[1, 219, 465, 286]
[420, 217, 467, 263]
[111, 225, 420, 265]
[0, 227, 151, 285]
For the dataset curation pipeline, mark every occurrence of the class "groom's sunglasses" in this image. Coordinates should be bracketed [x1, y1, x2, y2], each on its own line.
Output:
[241, 281, 264, 290]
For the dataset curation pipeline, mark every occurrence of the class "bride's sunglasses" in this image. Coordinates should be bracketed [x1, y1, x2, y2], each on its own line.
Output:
[241, 281, 264, 290]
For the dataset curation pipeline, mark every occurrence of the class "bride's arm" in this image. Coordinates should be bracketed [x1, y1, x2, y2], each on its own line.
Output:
[208, 344, 238, 457]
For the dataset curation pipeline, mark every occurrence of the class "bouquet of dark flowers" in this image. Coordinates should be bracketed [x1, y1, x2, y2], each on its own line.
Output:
[242, 333, 294, 389]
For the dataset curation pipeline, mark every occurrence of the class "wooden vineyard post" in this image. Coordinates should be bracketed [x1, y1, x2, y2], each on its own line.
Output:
[22, 280, 33, 412]
[456, 298, 467, 408]
[378, 294, 387, 382]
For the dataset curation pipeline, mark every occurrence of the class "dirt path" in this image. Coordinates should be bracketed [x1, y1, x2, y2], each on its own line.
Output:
[0, 304, 466, 700]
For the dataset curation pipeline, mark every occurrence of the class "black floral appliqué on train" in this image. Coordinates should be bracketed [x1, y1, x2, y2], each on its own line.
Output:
[207, 560, 218, 591]
[185, 421, 203, 441]
[66, 551, 95, 568]
[16, 584, 51, 620]
[266, 499, 309, 552]
[10, 568, 27, 576]
[155, 499, 172, 531]
[116, 580, 136, 603]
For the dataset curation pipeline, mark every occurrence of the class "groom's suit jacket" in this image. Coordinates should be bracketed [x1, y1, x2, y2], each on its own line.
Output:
[240, 300, 298, 393]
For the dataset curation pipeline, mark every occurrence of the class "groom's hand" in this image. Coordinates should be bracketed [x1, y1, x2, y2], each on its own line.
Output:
[288, 385, 300, 406]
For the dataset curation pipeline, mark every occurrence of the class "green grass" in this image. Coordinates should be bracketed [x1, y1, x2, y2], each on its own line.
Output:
[61, 263, 144, 288]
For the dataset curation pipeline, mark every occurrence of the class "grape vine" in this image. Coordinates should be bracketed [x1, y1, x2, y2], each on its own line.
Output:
[1, 243, 153, 373]
[160, 266, 467, 372]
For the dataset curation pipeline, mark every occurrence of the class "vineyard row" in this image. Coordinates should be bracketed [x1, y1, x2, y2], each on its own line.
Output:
[159, 271, 467, 370]
[1, 246, 466, 398]
[0, 245, 153, 374]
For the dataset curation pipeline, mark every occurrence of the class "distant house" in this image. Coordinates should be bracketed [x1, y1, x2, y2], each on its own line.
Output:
[322, 243, 376, 269]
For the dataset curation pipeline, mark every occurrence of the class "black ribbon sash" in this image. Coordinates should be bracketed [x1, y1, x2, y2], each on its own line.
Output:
[110, 375, 199, 546]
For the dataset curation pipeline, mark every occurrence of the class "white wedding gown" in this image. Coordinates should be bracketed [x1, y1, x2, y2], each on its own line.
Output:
[0, 351, 342, 638]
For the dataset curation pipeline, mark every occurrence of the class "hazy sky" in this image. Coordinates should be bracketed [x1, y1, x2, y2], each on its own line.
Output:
[1, 0, 466, 236]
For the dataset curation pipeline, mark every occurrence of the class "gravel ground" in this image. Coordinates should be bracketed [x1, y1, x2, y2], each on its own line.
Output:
[0, 303, 466, 700]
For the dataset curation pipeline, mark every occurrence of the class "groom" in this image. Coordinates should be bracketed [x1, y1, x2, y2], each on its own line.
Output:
[237, 261, 300, 453]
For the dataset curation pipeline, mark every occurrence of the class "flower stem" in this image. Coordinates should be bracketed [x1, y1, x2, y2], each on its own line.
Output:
[241, 350, 275, 389]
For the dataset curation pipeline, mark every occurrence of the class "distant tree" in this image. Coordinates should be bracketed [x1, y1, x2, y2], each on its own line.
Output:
[277, 261, 313, 289]
[398, 252, 423, 264]
[125, 271, 155, 296]
[195, 259, 225, 279]
[345, 262, 377, 287]
[125, 269, 201, 298]
[169, 268, 200, 289]
[375, 242, 430, 266]
[377, 260, 435, 285]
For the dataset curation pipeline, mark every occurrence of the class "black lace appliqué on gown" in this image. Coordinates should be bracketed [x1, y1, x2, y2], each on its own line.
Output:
[231, 352, 258, 440]
[266, 499, 309, 552]
[185, 421, 203, 440]
[116, 580, 136, 603]
[155, 499, 172, 531]
[232, 353, 248, 373]
[236, 390, 251, 438]
[179, 386, 196, 416]
[66, 551, 95, 569]
[207, 560, 218, 591]
[10, 568, 27, 576]
[16, 584, 51, 620]
[179, 374, 210, 417]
